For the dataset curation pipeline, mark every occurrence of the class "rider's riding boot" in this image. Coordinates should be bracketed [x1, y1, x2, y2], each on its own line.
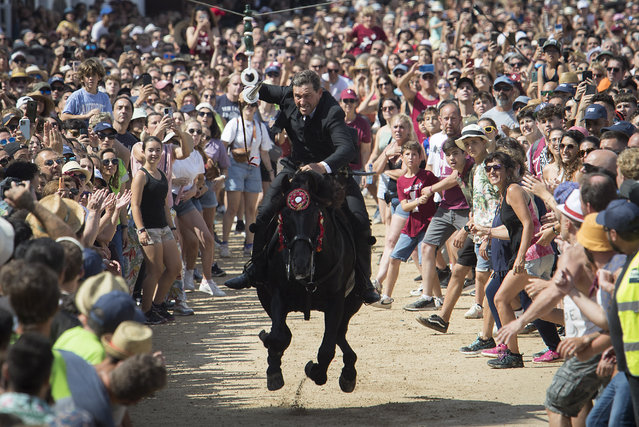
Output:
[224, 223, 268, 289]
[354, 233, 381, 304]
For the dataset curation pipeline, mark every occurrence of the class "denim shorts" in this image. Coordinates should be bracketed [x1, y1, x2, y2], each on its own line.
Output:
[525, 254, 554, 279]
[474, 242, 492, 272]
[390, 230, 426, 262]
[146, 226, 175, 245]
[196, 179, 218, 209]
[390, 197, 410, 217]
[173, 197, 197, 217]
[226, 158, 262, 193]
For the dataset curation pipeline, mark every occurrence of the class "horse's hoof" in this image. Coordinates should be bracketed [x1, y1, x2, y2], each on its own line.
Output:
[339, 368, 357, 393]
[304, 361, 327, 385]
[267, 372, 284, 391]
[339, 374, 356, 393]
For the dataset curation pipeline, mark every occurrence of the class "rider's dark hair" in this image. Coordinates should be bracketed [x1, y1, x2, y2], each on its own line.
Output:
[291, 70, 321, 91]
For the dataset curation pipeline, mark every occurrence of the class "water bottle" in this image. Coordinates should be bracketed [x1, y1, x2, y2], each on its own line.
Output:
[366, 164, 374, 185]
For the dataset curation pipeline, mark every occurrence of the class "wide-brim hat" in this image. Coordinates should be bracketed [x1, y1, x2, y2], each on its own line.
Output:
[557, 189, 584, 223]
[27, 91, 54, 117]
[62, 160, 92, 181]
[75, 271, 128, 316]
[26, 194, 85, 238]
[101, 320, 153, 360]
[455, 124, 488, 150]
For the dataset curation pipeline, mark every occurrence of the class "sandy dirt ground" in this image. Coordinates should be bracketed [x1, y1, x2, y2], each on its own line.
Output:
[130, 198, 560, 426]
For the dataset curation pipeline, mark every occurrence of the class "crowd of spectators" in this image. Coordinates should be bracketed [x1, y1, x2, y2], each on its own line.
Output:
[0, 0, 638, 425]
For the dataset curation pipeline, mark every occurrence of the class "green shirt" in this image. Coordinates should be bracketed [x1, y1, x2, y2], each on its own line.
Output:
[53, 326, 105, 365]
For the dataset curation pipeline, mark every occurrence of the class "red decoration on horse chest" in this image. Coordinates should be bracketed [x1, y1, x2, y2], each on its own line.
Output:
[287, 189, 310, 211]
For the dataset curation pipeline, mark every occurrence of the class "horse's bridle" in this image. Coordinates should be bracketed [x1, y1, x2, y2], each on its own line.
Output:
[277, 209, 324, 292]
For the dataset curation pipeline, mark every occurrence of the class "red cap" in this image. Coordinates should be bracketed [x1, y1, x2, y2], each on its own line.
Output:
[154, 80, 173, 90]
[340, 88, 358, 100]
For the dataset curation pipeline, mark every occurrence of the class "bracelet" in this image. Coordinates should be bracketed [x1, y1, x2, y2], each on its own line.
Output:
[137, 228, 146, 234]
[487, 228, 492, 239]
[121, 224, 128, 228]
[552, 226, 560, 235]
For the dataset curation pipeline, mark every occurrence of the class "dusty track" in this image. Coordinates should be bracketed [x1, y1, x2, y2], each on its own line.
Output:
[131, 198, 558, 426]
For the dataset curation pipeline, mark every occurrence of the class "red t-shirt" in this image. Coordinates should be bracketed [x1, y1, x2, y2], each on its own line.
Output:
[397, 169, 439, 237]
[411, 92, 439, 143]
[349, 24, 388, 55]
[346, 114, 372, 170]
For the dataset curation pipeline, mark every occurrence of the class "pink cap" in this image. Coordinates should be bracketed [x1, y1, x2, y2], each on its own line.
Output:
[340, 88, 358, 100]
[569, 126, 589, 137]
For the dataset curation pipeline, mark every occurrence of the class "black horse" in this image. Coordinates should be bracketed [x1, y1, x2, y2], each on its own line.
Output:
[256, 171, 362, 392]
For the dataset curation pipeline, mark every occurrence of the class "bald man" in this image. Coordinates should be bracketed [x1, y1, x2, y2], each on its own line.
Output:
[582, 149, 618, 178]
[628, 132, 639, 148]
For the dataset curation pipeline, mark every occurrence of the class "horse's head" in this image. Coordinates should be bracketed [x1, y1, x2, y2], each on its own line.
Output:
[278, 171, 336, 283]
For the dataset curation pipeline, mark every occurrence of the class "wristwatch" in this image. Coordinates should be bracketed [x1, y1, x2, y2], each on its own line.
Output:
[137, 228, 146, 234]
[464, 225, 471, 233]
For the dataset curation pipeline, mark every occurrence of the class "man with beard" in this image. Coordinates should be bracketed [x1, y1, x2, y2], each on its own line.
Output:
[481, 76, 517, 136]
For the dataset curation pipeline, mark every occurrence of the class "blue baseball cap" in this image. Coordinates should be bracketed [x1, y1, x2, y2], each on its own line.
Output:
[493, 75, 515, 89]
[62, 145, 74, 156]
[82, 248, 105, 279]
[596, 199, 639, 232]
[100, 5, 113, 16]
[180, 104, 195, 114]
[584, 104, 607, 120]
[88, 291, 145, 334]
[392, 64, 409, 74]
[513, 95, 531, 107]
[554, 83, 575, 95]
[601, 121, 636, 137]
[93, 122, 115, 133]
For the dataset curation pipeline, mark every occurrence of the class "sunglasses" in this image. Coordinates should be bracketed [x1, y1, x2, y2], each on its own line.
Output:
[97, 132, 116, 139]
[378, 82, 390, 87]
[607, 67, 621, 73]
[438, 84, 450, 89]
[198, 111, 213, 117]
[44, 158, 64, 166]
[102, 158, 119, 166]
[399, 49, 412, 53]
[382, 106, 397, 111]
[163, 71, 175, 76]
[202, 93, 214, 98]
[559, 143, 577, 150]
[40, 88, 51, 95]
[484, 164, 503, 172]
[182, 86, 196, 91]
[342, 99, 358, 104]
[0, 137, 15, 146]
[187, 128, 202, 135]
[579, 147, 596, 157]
[163, 54, 176, 60]
[421, 74, 434, 80]
[174, 79, 185, 84]
[510, 62, 524, 68]
[483, 126, 496, 133]
[494, 85, 512, 92]
[541, 91, 554, 96]
[70, 173, 87, 181]
[393, 71, 406, 77]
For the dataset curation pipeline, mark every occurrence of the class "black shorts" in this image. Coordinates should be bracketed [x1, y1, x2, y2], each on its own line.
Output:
[456, 237, 477, 267]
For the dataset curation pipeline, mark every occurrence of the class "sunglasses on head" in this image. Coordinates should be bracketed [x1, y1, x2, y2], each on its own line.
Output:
[44, 158, 64, 166]
[102, 158, 119, 166]
[541, 90, 554, 96]
[484, 164, 503, 172]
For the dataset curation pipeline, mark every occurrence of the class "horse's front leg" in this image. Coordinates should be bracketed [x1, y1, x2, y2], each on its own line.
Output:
[305, 295, 344, 386]
[258, 289, 291, 391]
[337, 292, 363, 392]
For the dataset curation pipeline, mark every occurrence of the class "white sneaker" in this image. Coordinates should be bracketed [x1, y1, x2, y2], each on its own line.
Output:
[434, 297, 444, 308]
[173, 300, 194, 316]
[370, 295, 393, 309]
[464, 303, 483, 319]
[199, 278, 227, 297]
[410, 287, 423, 297]
[182, 269, 195, 291]
[220, 244, 231, 258]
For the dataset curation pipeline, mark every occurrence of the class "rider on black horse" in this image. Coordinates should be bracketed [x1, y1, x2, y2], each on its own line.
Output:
[225, 70, 380, 304]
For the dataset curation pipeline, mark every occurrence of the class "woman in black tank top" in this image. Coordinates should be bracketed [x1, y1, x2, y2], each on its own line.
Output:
[131, 136, 182, 324]
[474, 152, 537, 367]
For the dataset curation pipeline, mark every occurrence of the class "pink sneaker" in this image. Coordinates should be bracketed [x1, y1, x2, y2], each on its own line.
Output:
[533, 349, 562, 363]
[481, 343, 508, 358]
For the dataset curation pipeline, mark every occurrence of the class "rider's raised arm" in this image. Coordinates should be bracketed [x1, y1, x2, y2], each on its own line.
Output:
[259, 83, 289, 105]
[322, 105, 357, 172]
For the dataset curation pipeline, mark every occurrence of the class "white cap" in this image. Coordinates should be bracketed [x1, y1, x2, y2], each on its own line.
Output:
[16, 96, 34, 109]
[515, 31, 529, 43]
[162, 131, 177, 143]
[195, 102, 215, 112]
[130, 26, 144, 36]
[131, 108, 147, 121]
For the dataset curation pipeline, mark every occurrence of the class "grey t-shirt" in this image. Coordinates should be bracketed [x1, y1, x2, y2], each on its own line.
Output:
[481, 107, 516, 136]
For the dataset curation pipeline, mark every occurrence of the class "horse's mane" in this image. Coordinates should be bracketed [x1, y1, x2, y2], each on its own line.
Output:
[288, 171, 345, 208]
